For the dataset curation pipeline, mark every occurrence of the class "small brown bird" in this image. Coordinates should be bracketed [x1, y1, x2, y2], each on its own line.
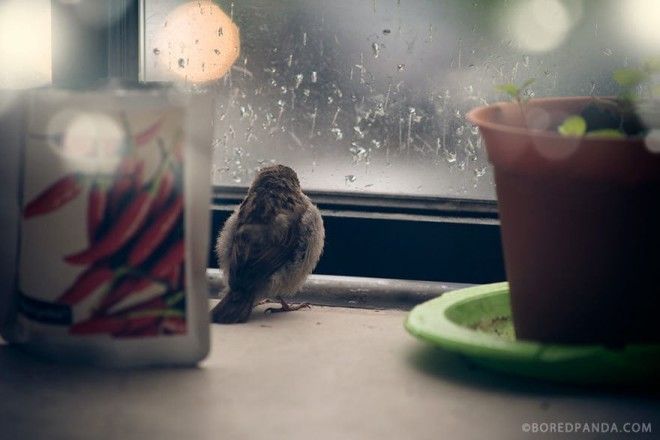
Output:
[211, 165, 325, 323]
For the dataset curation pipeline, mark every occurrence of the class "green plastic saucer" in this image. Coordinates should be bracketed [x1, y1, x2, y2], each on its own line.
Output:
[405, 282, 660, 385]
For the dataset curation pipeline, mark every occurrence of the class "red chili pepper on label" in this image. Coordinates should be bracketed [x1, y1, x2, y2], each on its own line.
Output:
[23, 174, 83, 218]
[128, 197, 183, 267]
[151, 240, 185, 278]
[132, 160, 145, 190]
[151, 169, 174, 214]
[167, 264, 182, 290]
[96, 240, 184, 312]
[70, 316, 126, 335]
[111, 295, 168, 315]
[71, 315, 159, 336]
[56, 265, 114, 305]
[134, 118, 163, 146]
[97, 276, 151, 313]
[65, 190, 155, 265]
[87, 182, 107, 242]
[107, 158, 142, 216]
[114, 318, 161, 337]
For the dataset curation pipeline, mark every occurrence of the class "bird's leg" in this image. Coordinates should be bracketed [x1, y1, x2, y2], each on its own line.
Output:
[264, 295, 311, 314]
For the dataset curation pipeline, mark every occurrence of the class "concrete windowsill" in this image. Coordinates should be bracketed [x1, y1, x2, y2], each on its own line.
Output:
[1, 284, 659, 439]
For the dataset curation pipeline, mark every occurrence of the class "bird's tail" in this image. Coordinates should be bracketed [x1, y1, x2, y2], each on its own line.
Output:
[211, 287, 256, 324]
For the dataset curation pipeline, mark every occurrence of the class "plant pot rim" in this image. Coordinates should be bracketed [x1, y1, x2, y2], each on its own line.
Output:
[466, 96, 644, 146]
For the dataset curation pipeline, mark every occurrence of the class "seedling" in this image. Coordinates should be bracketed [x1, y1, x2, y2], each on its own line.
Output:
[495, 60, 660, 138]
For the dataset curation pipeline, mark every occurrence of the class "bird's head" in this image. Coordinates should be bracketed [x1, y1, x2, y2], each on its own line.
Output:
[250, 164, 301, 193]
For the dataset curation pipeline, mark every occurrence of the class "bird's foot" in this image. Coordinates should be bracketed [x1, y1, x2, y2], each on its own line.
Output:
[264, 296, 311, 314]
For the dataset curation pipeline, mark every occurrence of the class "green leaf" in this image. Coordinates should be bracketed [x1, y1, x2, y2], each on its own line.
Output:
[557, 115, 587, 136]
[585, 129, 626, 139]
[495, 83, 520, 98]
[613, 68, 648, 88]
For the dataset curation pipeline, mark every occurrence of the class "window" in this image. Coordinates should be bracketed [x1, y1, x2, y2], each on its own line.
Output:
[8, 0, 659, 283]
[141, 0, 656, 200]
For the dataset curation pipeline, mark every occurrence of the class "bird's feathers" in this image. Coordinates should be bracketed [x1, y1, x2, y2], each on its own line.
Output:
[212, 165, 324, 324]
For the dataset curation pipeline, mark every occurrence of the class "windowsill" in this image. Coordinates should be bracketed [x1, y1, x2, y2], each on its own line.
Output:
[207, 269, 470, 310]
[1, 297, 659, 439]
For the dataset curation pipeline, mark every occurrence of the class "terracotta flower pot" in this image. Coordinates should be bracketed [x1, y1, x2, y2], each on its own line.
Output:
[467, 97, 660, 345]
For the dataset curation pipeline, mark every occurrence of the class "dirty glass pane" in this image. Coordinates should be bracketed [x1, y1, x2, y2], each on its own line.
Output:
[142, 0, 659, 199]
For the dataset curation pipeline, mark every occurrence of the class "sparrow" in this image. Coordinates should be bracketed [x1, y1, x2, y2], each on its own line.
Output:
[211, 165, 325, 323]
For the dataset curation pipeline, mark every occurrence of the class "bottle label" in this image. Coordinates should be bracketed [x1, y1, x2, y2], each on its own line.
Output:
[18, 96, 187, 338]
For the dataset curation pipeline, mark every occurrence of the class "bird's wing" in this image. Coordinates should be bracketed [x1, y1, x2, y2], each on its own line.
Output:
[228, 210, 303, 294]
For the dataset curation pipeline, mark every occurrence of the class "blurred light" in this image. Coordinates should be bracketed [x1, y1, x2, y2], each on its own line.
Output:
[0, 0, 51, 89]
[48, 111, 123, 174]
[154, 0, 240, 84]
[508, 0, 571, 53]
[622, 0, 660, 51]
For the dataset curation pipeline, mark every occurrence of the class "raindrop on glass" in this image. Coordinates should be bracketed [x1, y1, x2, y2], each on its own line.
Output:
[330, 128, 343, 140]
[372, 42, 380, 58]
[294, 73, 303, 89]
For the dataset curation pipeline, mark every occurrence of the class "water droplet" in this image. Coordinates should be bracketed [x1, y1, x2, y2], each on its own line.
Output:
[353, 126, 366, 139]
[371, 139, 382, 149]
[178, 58, 186, 68]
[445, 151, 457, 163]
[602, 48, 613, 56]
[153, 48, 160, 55]
[311, 71, 318, 83]
[470, 126, 479, 135]
[294, 73, 303, 89]
[303, 32, 307, 46]
[397, 63, 405, 71]
[349, 143, 368, 162]
[474, 166, 487, 178]
[383, 29, 391, 34]
[214, 49, 221, 55]
[330, 128, 343, 140]
[372, 42, 380, 58]
[456, 126, 465, 136]
[522, 54, 530, 67]
[345, 174, 357, 183]
[218, 27, 223, 36]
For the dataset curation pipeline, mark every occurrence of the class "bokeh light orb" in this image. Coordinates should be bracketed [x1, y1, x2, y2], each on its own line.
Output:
[154, 1, 240, 84]
[0, 0, 51, 89]
[622, 0, 660, 51]
[508, 0, 572, 53]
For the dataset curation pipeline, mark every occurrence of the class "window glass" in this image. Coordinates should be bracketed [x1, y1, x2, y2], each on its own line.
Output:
[143, 0, 658, 198]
